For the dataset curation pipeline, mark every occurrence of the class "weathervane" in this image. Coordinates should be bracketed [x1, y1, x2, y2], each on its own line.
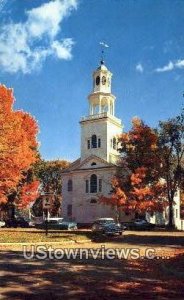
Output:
[99, 42, 109, 64]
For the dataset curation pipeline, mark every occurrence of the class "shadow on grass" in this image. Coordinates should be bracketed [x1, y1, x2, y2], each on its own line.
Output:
[0, 250, 183, 299]
[92, 233, 184, 247]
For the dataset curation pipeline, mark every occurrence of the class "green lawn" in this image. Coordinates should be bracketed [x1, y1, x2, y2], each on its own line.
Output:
[0, 228, 92, 243]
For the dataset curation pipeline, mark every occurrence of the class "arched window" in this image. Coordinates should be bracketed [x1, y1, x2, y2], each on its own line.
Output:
[91, 135, 97, 148]
[102, 76, 106, 85]
[91, 162, 96, 166]
[85, 180, 89, 193]
[90, 174, 97, 193]
[113, 137, 116, 150]
[99, 179, 102, 192]
[96, 76, 100, 85]
[67, 179, 73, 192]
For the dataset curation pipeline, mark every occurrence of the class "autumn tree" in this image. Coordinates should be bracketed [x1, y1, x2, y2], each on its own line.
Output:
[32, 159, 70, 216]
[157, 109, 184, 228]
[100, 117, 167, 221]
[100, 111, 184, 228]
[0, 85, 40, 217]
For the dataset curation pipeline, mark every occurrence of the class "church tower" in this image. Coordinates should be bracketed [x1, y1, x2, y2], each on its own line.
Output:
[80, 60, 123, 163]
[62, 59, 124, 224]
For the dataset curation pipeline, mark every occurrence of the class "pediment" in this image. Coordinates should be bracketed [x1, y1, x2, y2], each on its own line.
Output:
[76, 155, 114, 170]
[62, 155, 115, 174]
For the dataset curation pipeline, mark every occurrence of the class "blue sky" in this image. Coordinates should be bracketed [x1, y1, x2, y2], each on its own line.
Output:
[0, 0, 183, 161]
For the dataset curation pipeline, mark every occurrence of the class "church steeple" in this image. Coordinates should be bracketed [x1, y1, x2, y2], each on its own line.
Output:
[80, 60, 122, 163]
[88, 61, 116, 116]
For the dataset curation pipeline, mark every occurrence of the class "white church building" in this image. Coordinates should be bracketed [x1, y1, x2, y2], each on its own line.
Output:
[61, 59, 184, 229]
[61, 60, 125, 224]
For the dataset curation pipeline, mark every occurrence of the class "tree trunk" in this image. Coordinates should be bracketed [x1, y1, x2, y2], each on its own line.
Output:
[7, 191, 17, 220]
[168, 198, 174, 229]
[115, 205, 120, 223]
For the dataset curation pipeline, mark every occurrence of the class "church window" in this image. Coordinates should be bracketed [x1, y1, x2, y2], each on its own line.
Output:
[102, 76, 106, 85]
[113, 137, 116, 150]
[98, 138, 101, 148]
[90, 198, 97, 204]
[87, 139, 90, 149]
[90, 174, 97, 193]
[91, 135, 97, 148]
[91, 162, 96, 166]
[67, 179, 73, 192]
[99, 179, 102, 192]
[96, 76, 100, 85]
[85, 180, 89, 193]
[67, 204, 72, 217]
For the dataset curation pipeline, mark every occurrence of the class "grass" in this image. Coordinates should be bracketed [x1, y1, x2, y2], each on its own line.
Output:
[0, 228, 92, 243]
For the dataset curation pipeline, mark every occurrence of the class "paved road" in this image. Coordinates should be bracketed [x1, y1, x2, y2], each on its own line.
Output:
[0, 231, 184, 299]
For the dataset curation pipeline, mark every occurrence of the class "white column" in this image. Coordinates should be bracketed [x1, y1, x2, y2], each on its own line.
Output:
[99, 97, 101, 114]
[108, 98, 110, 115]
[110, 102, 112, 115]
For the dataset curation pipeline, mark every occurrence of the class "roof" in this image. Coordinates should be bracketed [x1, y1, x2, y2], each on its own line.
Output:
[61, 155, 116, 174]
[96, 60, 108, 71]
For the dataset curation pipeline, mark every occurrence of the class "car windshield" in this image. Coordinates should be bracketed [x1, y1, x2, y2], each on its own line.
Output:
[97, 220, 115, 225]
[60, 220, 74, 223]
[135, 219, 146, 223]
[48, 220, 58, 224]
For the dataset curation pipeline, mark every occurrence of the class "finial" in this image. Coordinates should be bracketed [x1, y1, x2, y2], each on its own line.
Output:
[99, 42, 109, 65]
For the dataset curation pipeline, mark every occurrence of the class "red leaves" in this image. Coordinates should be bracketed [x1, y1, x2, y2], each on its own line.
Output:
[101, 118, 168, 215]
[0, 85, 39, 205]
[99, 177, 127, 209]
[18, 180, 40, 208]
[131, 167, 147, 186]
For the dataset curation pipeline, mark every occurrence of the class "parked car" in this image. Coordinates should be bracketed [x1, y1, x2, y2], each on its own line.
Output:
[91, 218, 123, 236]
[122, 219, 155, 230]
[5, 217, 30, 228]
[0, 220, 5, 228]
[36, 218, 78, 230]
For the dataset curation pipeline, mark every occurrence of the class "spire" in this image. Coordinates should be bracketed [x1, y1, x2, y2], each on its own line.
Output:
[99, 42, 109, 67]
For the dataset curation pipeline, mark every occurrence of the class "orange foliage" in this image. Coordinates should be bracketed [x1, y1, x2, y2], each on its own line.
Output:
[18, 180, 40, 209]
[101, 118, 167, 214]
[0, 85, 39, 206]
[100, 177, 127, 209]
[131, 167, 147, 185]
